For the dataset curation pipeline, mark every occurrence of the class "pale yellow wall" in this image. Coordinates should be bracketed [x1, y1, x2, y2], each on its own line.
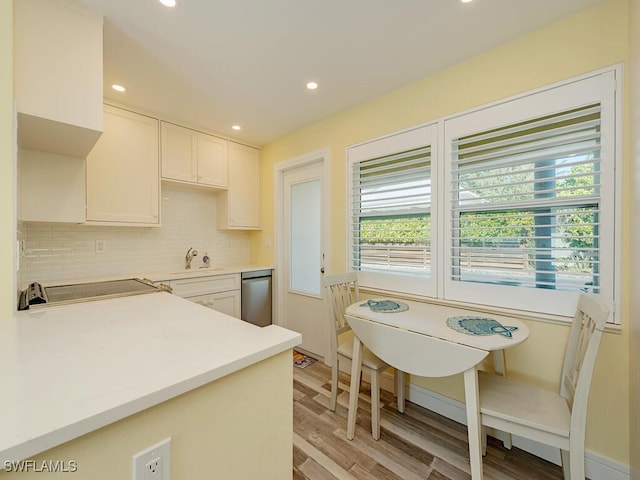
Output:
[0, 351, 294, 480]
[0, 0, 15, 319]
[629, 0, 640, 475]
[256, 0, 631, 466]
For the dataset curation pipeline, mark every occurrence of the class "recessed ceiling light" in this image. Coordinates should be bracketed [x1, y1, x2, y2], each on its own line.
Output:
[461, 0, 473, 3]
[111, 84, 126, 92]
[232, 125, 241, 131]
[159, 0, 176, 7]
[306, 81, 318, 90]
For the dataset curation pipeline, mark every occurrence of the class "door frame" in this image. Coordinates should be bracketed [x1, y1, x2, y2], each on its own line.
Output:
[273, 148, 331, 357]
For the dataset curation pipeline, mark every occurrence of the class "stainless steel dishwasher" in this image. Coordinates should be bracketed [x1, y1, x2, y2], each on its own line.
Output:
[241, 269, 272, 327]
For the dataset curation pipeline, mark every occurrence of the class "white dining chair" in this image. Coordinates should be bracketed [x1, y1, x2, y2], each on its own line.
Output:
[478, 294, 610, 480]
[323, 272, 405, 440]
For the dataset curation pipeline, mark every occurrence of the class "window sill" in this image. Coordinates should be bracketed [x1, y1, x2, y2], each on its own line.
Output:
[358, 286, 622, 334]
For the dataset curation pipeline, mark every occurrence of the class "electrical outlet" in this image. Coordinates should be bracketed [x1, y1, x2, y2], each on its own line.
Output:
[95, 239, 106, 254]
[133, 438, 171, 480]
[145, 457, 162, 479]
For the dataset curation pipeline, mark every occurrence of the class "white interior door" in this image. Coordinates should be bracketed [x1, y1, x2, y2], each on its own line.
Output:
[279, 160, 327, 358]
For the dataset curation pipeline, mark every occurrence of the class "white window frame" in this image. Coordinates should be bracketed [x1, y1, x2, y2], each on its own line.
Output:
[346, 66, 621, 323]
[443, 70, 618, 319]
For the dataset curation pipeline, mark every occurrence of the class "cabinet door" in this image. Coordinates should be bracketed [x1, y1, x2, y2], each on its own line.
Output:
[185, 291, 240, 318]
[210, 290, 241, 318]
[197, 133, 228, 187]
[86, 105, 160, 225]
[161, 122, 197, 183]
[227, 142, 261, 228]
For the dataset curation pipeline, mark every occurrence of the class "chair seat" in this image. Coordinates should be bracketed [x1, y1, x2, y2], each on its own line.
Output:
[337, 341, 388, 371]
[479, 371, 571, 438]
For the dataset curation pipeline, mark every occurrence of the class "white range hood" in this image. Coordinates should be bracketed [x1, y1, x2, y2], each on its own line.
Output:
[14, 0, 104, 159]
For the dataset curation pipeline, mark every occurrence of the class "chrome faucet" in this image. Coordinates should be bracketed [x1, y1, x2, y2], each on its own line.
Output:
[185, 247, 198, 269]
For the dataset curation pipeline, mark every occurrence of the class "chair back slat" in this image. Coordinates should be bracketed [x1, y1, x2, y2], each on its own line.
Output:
[560, 294, 609, 416]
[324, 273, 359, 347]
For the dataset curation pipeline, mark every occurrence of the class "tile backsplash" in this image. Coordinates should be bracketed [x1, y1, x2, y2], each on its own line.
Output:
[19, 183, 251, 285]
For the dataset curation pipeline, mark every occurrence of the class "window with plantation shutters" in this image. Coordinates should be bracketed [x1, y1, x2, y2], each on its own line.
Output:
[348, 124, 438, 297]
[347, 68, 619, 321]
[443, 70, 617, 319]
[450, 104, 602, 293]
[352, 146, 430, 272]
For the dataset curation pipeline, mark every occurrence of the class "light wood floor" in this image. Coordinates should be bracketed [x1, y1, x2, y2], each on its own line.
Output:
[293, 360, 565, 480]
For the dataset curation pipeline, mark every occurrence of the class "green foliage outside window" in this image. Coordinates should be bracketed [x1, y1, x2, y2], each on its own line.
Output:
[358, 162, 597, 276]
[360, 215, 430, 245]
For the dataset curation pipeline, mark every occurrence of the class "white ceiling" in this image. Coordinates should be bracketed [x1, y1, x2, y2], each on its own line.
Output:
[77, 0, 605, 146]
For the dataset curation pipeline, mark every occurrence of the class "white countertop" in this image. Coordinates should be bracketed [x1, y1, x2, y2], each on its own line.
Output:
[22, 265, 274, 289]
[144, 264, 273, 282]
[1, 292, 300, 464]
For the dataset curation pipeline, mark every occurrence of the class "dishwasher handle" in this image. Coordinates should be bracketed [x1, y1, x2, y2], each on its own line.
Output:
[241, 269, 272, 280]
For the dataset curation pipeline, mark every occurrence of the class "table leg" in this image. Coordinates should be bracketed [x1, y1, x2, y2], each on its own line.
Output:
[464, 367, 483, 480]
[490, 350, 513, 450]
[492, 349, 506, 377]
[346, 336, 363, 441]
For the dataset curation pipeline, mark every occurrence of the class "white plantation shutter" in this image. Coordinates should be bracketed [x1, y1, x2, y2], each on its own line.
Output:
[450, 104, 602, 292]
[348, 124, 438, 297]
[351, 146, 431, 274]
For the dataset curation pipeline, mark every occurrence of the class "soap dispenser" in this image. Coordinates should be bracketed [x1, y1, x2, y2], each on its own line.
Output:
[201, 253, 211, 269]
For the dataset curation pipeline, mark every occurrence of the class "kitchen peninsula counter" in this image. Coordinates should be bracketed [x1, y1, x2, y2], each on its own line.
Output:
[1, 292, 300, 470]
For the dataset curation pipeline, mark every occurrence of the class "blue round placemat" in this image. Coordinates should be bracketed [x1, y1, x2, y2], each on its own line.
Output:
[360, 299, 409, 313]
[447, 316, 518, 338]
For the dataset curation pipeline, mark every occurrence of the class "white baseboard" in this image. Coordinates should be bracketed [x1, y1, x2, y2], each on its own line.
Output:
[406, 383, 630, 480]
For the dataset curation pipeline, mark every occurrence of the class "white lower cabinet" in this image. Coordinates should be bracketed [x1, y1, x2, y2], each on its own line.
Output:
[169, 274, 241, 318]
[182, 291, 240, 318]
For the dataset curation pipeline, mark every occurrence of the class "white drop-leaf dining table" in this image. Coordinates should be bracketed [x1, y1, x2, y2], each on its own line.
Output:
[344, 298, 530, 480]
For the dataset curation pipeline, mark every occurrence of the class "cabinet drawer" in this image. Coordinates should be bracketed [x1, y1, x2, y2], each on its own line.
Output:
[170, 274, 240, 297]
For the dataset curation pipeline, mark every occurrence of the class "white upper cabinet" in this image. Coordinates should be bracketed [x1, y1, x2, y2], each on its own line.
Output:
[161, 122, 196, 183]
[86, 105, 160, 226]
[197, 133, 228, 187]
[161, 122, 228, 189]
[217, 142, 262, 230]
[14, 0, 103, 158]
